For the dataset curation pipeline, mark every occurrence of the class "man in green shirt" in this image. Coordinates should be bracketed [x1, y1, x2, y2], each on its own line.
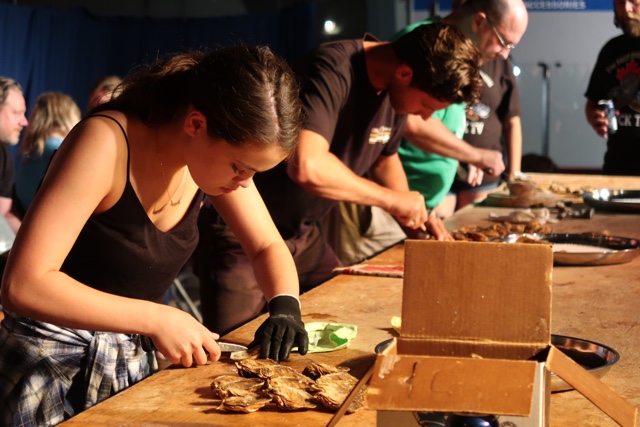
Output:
[399, 0, 528, 214]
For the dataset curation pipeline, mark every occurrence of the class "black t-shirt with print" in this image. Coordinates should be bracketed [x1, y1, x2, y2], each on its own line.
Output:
[255, 37, 406, 239]
[585, 34, 640, 175]
[456, 57, 520, 186]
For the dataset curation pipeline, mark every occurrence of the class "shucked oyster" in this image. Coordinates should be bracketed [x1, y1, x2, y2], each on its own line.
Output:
[302, 362, 350, 379]
[311, 372, 365, 413]
[217, 394, 272, 413]
[210, 375, 266, 399]
[266, 376, 317, 410]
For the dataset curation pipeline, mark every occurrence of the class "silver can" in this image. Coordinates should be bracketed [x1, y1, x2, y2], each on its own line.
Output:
[598, 99, 618, 134]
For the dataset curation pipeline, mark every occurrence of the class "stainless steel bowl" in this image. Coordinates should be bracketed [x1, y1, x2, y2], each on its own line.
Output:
[493, 233, 640, 266]
[582, 189, 640, 213]
[550, 334, 620, 392]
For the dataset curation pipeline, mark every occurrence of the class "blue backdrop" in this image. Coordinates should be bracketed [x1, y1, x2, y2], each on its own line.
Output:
[0, 2, 317, 115]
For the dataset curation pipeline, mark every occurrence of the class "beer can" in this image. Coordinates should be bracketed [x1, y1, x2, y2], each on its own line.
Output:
[598, 99, 618, 134]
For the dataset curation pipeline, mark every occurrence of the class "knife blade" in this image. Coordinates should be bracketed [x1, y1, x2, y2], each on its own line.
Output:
[217, 342, 248, 353]
[140, 336, 248, 354]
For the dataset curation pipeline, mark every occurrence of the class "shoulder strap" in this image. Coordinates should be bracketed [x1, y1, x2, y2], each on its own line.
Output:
[88, 114, 131, 178]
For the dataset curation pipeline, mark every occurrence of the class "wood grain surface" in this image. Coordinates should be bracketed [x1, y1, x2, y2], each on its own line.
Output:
[61, 173, 640, 427]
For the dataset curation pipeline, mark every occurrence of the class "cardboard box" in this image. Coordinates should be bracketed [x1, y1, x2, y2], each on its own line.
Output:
[365, 240, 637, 426]
[376, 360, 547, 427]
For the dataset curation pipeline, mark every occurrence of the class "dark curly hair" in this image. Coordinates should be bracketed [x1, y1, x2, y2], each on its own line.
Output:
[392, 21, 482, 105]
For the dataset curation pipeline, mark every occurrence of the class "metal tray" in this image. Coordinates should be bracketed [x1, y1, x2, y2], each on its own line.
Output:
[493, 233, 640, 266]
[582, 189, 640, 213]
[374, 334, 619, 393]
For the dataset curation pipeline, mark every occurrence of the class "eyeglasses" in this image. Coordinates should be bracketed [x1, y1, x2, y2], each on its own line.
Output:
[486, 16, 516, 51]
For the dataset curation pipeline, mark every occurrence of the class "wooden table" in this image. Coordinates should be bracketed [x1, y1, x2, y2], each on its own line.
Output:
[62, 173, 640, 426]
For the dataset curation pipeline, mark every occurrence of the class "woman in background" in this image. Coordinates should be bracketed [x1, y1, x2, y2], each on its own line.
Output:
[14, 92, 81, 218]
[86, 75, 123, 114]
[0, 45, 308, 426]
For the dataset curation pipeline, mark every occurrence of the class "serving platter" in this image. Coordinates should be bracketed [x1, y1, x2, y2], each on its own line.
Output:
[493, 233, 640, 266]
[374, 335, 620, 393]
[582, 189, 640, 213]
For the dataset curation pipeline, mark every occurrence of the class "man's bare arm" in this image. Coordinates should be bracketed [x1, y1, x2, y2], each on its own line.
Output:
[404, 114, 505, 176]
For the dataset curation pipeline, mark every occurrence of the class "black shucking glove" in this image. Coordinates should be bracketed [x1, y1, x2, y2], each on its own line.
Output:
[249, 295, 309, 362]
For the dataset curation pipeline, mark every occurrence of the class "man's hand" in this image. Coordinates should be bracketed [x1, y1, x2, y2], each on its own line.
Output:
[424, 216, 453, 241]
[586, 107, 609, 138]
[466, 164, 484, 187]
[473, 148, 505, 177]
[387, 190, 429, 230]
[403, 214, 453, 241]
[250, 295, 308, 362]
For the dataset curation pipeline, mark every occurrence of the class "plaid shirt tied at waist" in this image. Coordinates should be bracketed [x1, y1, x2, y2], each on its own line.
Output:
[0, 311, 158, 426]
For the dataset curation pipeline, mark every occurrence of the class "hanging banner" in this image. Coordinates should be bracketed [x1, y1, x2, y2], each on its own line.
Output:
[414, 0, 612, 11]
[524, 0, 611, 10]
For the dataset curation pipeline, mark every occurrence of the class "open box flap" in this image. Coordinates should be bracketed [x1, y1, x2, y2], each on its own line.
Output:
[402, 240, 553, 349]
[397, 336, 548, 359]
[366, 338, 538, 416]
[547, 346, 638, 427]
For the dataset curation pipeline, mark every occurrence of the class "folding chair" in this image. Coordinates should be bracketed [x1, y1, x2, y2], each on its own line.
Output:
[171, 277, 202, 323]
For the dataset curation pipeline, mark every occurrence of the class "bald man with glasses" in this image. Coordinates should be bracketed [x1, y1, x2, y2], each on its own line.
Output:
[399, 0, 528, 214]
[441, 0, 526, 215]
[486, 15, 517, 51]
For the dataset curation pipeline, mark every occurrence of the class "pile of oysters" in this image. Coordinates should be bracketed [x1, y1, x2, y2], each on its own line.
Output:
[450, 220, 553, 242]
[211, 358, 365, 414]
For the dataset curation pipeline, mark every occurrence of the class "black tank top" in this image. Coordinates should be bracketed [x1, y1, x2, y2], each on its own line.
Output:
[61, 114, 203, 303]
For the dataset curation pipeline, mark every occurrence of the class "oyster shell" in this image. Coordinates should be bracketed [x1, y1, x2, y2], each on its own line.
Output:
[236, 358, 314, 386]
[217, 394, 272, 413]
[235, 358, 278, 377]
[210, 375, 265, 399]
[311, 372, 365, 413]
[302, 362, 349, 379]
[451, 220, 554, 242]
[212, 359, 366, 414]
[266, 376, 317, 410]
